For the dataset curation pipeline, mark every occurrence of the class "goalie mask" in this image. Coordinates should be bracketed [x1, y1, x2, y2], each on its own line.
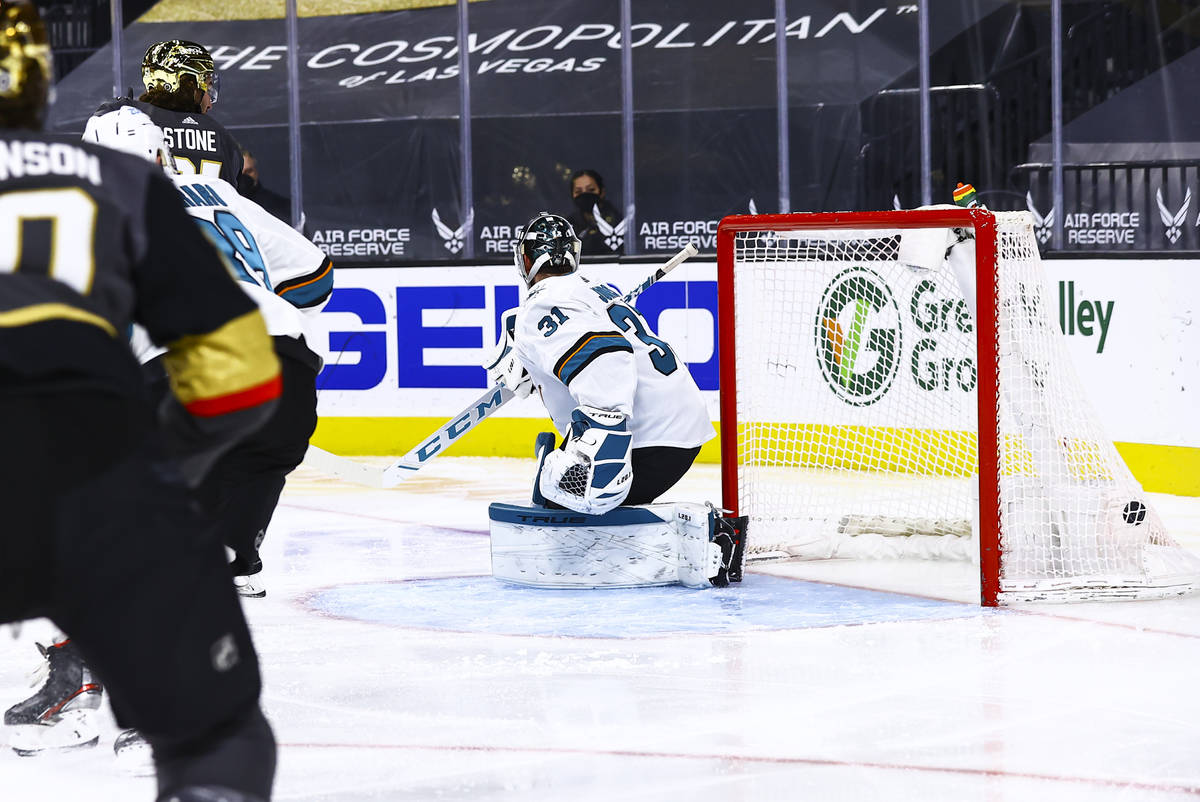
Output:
[142, 40, 219, 103]
[83, 106, 179, 175]
[514, 212, 581, 287]
[0, 0, 52, 131]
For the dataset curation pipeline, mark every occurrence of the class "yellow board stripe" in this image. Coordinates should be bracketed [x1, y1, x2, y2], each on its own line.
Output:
[0, 303, 117, 337]
[737, 422, 978, 477]
[1115, 442, 1200, 496]
[311, 418, 1200, 496]
[311, 416, 723, 465]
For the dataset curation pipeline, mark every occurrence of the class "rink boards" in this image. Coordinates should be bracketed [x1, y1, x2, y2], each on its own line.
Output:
[308, 259, 1200, 494]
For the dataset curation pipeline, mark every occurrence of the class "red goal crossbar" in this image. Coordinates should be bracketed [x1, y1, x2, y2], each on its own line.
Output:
[715, 209, 1002, 605]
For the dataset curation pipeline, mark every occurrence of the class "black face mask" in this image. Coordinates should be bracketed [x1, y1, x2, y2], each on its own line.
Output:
[573, 192, 602, 213]
[237, 172, 259, 195]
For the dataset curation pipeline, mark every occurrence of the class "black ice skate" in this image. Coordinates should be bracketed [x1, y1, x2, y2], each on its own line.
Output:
[4, 639, 104, 755]
[231, 530, 267, 598]
[233, 569, 266, 598]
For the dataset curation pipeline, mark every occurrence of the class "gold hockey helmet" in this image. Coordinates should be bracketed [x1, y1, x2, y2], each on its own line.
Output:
[141, 39, 219, 101]
[0, 0, 52, 130]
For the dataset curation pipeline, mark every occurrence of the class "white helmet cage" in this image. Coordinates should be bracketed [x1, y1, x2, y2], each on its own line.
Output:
[82, 106, 178, 175]
[513, 212, 582, 286]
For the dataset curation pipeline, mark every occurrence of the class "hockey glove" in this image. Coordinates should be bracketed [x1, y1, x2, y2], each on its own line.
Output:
[482, 309, 533, 399]
[539, 405, 633, 514]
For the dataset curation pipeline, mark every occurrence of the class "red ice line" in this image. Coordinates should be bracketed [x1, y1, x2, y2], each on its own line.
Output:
[277, 741, 1200, 796]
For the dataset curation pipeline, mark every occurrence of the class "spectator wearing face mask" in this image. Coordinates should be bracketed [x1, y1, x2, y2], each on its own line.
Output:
[239, 147, 306, 233]
[565, 168, 624, 256]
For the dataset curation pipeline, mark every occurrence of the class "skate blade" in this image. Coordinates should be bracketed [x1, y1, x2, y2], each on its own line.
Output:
[12, 735, 99, 757]
[8, 710, 100, 756]
[233, 576, 266, 598]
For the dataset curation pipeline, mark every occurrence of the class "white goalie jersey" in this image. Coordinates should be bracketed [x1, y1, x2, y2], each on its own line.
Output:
[134, 174, 333, 366]
[513, 273, 714, 450]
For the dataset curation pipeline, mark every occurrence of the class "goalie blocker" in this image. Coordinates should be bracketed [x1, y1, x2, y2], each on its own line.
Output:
[489, 502, 746, 589]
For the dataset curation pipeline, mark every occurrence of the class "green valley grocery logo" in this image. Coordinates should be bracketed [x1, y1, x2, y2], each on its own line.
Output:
[814, 266, 902, 406]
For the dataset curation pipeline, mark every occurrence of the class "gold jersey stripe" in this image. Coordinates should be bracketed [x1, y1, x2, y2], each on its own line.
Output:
[162, 309, 281, 409]
[0, 303, 117, 337]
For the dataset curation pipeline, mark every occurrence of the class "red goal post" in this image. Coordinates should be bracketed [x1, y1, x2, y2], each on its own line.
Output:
[716, 209, 1200, 606]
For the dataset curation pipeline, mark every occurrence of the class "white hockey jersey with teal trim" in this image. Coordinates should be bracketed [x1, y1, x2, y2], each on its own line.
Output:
[513, 273, 714, 450]
[134, 174, 332, 366]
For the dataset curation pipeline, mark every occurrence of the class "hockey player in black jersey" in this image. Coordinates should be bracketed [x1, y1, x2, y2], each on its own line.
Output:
[91, 39, 243, 185]
[0, 3, 277, 800]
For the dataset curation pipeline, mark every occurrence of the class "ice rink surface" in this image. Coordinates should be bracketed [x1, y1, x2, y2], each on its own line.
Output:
[3, 455, 1199, 801]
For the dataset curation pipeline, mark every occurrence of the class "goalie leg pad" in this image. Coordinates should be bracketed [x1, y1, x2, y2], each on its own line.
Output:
[488, 502, 748, 589]
[675, 505, 748, 587]
[490, 502, 679, 588]
[675, 504, 724, 588]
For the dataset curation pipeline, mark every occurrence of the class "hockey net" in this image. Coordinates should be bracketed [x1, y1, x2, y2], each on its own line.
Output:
[717, 209, 1200, 605]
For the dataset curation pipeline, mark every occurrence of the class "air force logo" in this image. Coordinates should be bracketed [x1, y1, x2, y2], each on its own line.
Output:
[593, 203, 628, 251]
[1026, 191, 1055, 245]
[432, 207, 472, 255]
[1155, 187, 1190, 244]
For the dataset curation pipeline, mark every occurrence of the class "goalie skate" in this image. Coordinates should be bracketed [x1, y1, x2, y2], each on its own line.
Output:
[4, 640, 103, 755]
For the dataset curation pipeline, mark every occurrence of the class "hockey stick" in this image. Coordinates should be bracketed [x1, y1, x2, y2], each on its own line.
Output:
[303, 384, 515, 489]
[615, 242, 698, 306]
[305, 242, 700, 488]
[304, 444, 387, 488]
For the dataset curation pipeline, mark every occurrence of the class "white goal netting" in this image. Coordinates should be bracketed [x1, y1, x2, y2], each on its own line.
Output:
[724, 210, 1200, 603]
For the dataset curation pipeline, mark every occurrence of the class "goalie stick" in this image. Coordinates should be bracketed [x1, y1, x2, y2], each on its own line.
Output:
[305, 242, 700, 488]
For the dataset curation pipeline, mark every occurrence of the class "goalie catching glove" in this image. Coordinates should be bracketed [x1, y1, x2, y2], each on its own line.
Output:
[539, 405, 633, 514]
[481, 309, 533, 399]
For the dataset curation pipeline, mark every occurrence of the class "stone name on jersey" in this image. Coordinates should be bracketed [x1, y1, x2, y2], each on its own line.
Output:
[163, 127, 218, 154]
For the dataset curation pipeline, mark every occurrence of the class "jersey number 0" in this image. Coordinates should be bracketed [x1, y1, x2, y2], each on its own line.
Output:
[0, 188, 98, 294]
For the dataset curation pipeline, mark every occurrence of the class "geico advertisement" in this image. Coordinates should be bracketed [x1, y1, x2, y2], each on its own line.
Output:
[312, 262, 720, 418]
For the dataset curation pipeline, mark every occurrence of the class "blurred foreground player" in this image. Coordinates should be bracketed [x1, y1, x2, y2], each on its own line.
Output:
[85, 105, 333, 598]
[0, 4, 277, 800]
